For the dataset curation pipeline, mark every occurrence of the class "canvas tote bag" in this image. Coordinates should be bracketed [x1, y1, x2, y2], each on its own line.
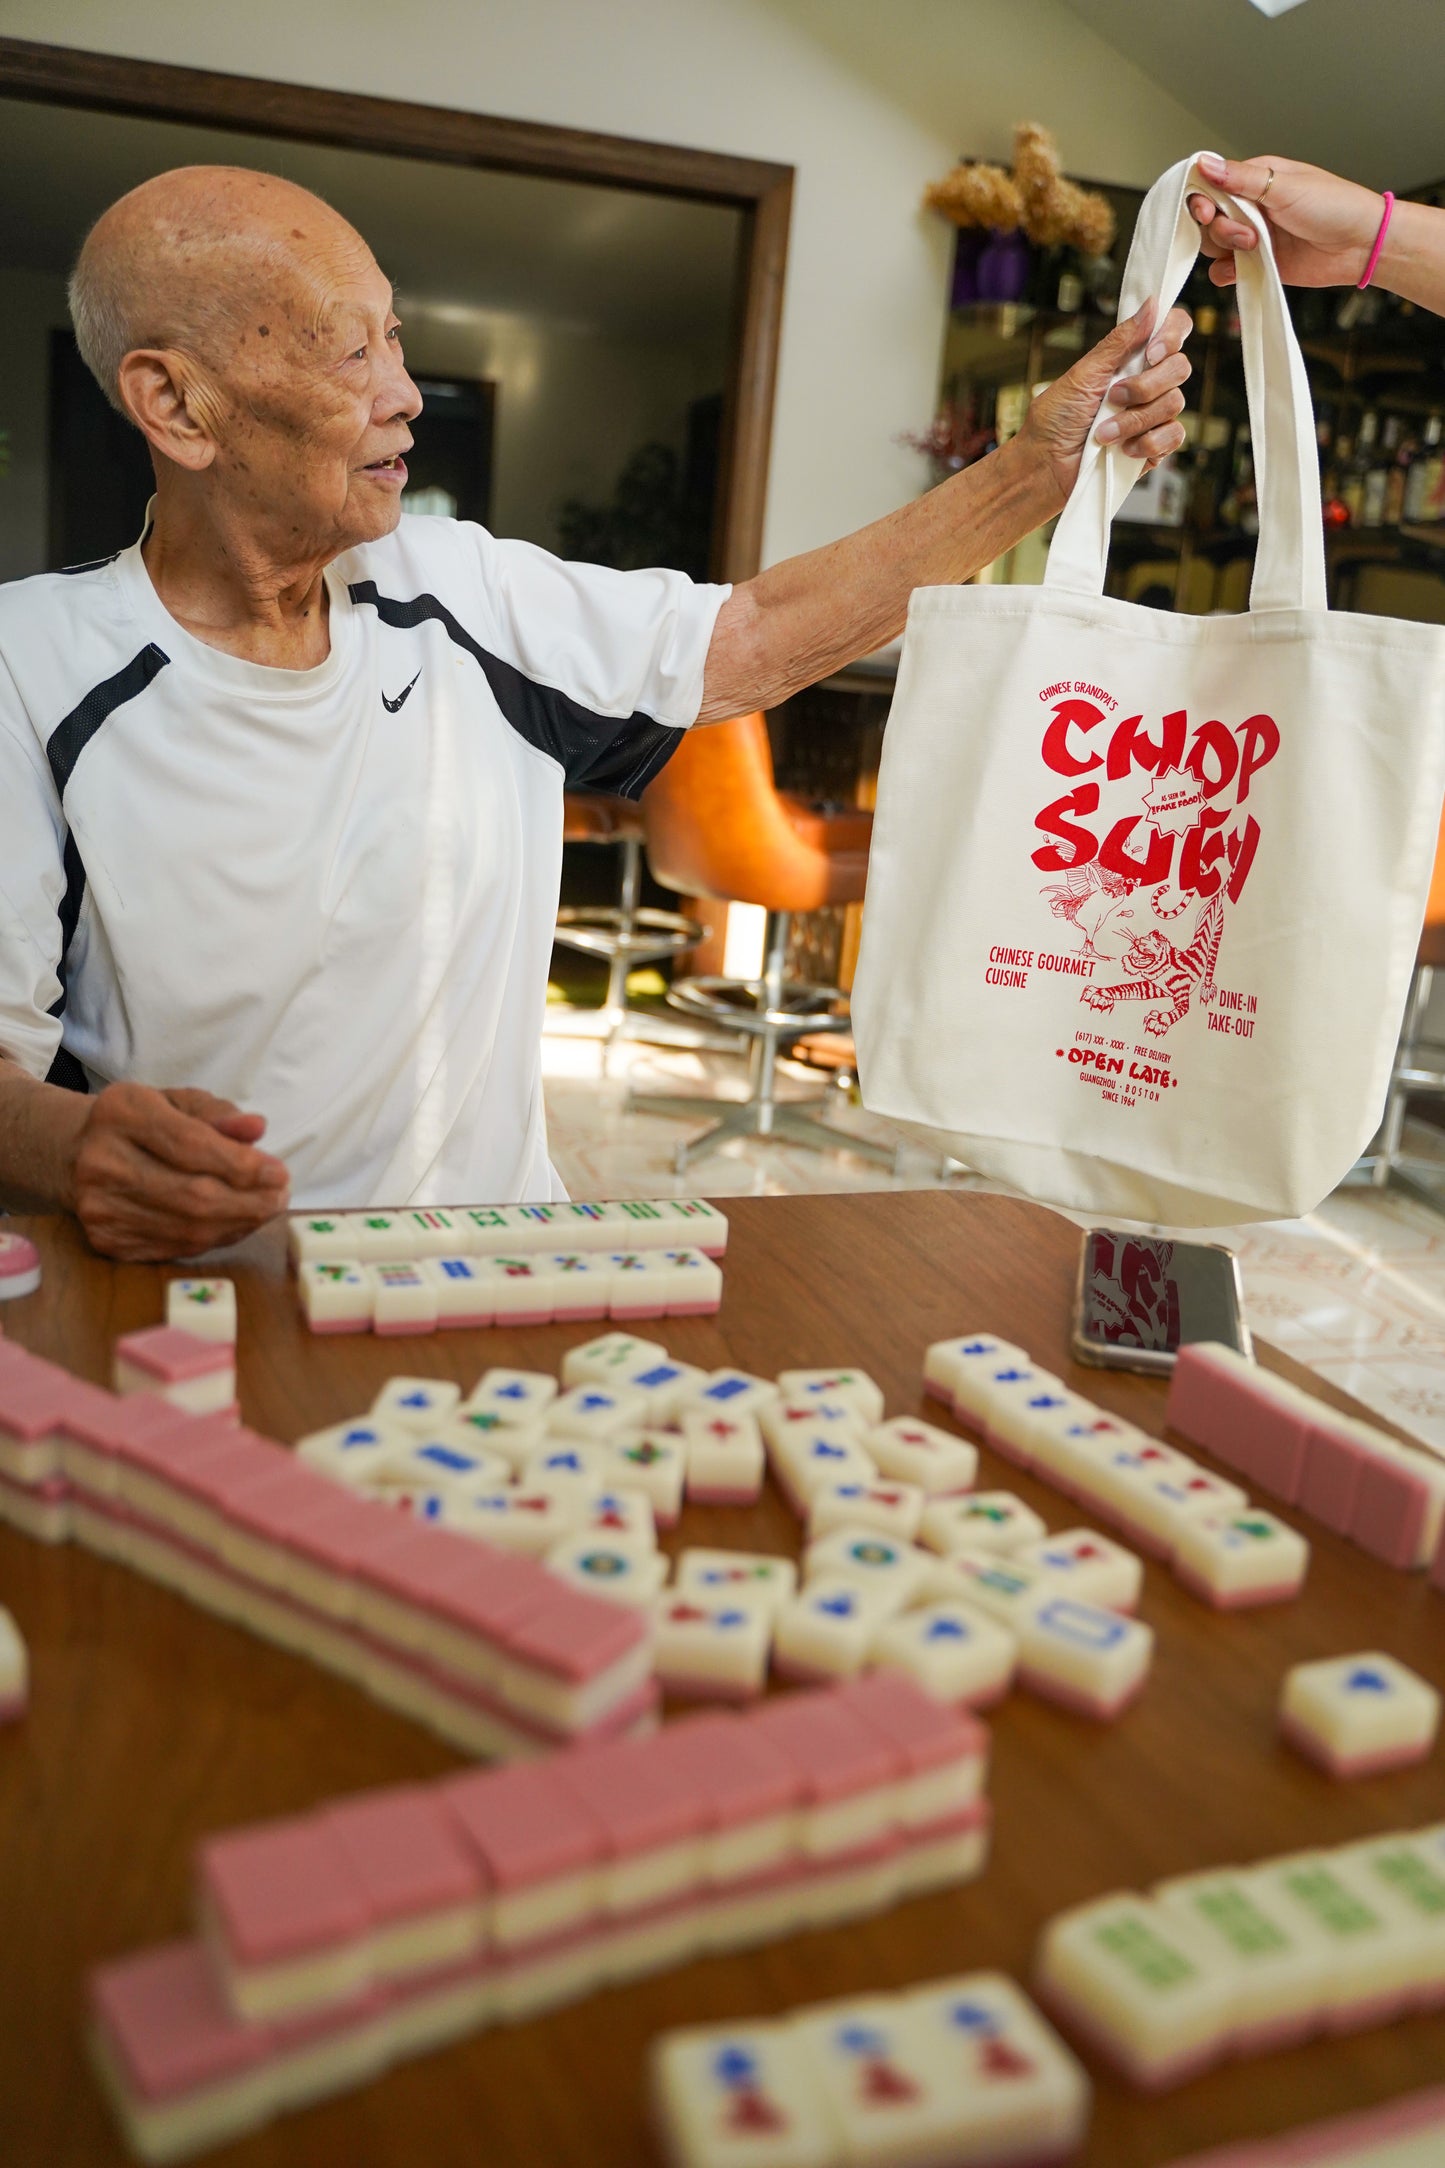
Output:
[852, 151, 1445, 1227]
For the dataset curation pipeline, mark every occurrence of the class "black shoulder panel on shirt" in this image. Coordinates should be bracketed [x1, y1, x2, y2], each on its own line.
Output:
[347, 580, 684, 801]
[45, 643, 170, 800]
[40, 644, 169, 1090]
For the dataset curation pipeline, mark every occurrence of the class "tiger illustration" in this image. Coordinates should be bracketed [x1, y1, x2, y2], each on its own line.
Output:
[1077, 892, 1224, 1038]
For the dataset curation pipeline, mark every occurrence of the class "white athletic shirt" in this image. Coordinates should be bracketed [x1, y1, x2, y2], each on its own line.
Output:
[0, 515, 728, 1207]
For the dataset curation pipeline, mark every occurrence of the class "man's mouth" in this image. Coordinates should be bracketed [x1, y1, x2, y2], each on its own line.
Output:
[362, 451, 409, 483]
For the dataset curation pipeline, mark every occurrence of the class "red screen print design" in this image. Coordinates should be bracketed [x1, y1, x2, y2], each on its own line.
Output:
[1031, 696, 1277, 1039]
[1084, 1229, 1180, 1351]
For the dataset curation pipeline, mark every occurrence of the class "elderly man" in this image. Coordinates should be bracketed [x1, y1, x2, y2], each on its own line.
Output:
[0, 167, 1188, 1261]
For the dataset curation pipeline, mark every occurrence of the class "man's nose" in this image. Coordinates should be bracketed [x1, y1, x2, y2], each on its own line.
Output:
[380, 354, 424, 427]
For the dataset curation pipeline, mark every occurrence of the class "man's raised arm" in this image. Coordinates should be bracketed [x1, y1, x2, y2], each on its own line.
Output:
[699, 301, 1191, 723]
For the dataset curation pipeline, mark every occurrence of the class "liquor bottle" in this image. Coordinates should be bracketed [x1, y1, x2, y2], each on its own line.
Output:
[1405, 415, 1444, 522]
[1385, 419, 1414, 528]
[1361, 415, 1397, 528]
[1341, 411, 1377, 526]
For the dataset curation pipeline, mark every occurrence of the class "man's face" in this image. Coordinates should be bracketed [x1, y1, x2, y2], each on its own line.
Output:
[208, 238, 423, 561]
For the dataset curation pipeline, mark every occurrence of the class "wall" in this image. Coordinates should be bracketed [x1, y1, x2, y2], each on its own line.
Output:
[401, 305, 723, 552]
[2, 0, 1230, 570]
[0, 268, 68, 583]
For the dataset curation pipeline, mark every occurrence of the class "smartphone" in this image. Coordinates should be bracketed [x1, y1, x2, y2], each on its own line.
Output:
[1070, 1226, 1250, 1376]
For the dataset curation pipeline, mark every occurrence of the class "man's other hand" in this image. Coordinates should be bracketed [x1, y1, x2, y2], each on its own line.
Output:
[70, 1082, 290, 1262]
[1017, 300, 1192, 511]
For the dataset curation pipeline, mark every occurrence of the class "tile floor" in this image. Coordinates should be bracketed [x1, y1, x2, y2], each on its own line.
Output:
[542, 1020, 1445, 1459]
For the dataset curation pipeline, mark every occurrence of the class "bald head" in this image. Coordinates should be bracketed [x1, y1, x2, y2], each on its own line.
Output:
[69, 165, 376, 415]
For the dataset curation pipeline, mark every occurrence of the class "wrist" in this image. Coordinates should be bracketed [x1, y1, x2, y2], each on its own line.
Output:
[996, 426, 1067, 520]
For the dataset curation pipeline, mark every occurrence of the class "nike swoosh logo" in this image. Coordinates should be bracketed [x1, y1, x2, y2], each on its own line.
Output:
[382, 667, 422, 713]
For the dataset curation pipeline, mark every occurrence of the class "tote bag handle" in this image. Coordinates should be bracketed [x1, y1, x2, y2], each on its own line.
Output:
[1043, 151, 1327, 613]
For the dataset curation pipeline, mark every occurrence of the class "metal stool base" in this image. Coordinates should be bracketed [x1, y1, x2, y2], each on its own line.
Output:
[628, 1088, 901, 1175]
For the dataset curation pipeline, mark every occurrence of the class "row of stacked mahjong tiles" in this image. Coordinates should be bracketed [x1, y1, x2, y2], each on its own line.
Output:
[289, 1198, 727, 1334]
[89, 1676, 992, 2163]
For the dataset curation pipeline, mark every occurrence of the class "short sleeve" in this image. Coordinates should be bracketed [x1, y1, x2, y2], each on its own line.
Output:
[453, 526, 730, 799]
[0, 658, 68, 1080]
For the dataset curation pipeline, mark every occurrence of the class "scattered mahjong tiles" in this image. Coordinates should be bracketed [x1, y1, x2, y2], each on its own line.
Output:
[165, 1277, 237, 1345]
[289, 1196, 728, 1266]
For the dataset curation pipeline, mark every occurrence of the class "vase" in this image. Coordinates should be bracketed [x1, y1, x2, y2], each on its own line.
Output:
[976, 227, 1033, 305]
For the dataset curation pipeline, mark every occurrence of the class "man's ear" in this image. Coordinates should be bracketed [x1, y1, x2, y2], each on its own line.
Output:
[115, 349, 221, 472]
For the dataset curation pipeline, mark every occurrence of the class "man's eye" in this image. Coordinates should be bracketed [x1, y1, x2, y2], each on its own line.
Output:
[351, 346, 367, 362]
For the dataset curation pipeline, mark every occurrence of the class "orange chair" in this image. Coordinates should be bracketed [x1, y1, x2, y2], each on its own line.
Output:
[1359, 800, 1445, 1200]
[554, 793, 702, 1056]
[632, 712, 895, 1172]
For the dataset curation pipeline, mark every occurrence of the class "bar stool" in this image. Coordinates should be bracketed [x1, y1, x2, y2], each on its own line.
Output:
[1352, 802, 1445, 1208]
[554, 794, 704, 1056]
[629, 712, 898, 1173]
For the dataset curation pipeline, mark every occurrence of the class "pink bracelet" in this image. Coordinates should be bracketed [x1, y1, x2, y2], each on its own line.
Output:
[1358, 191, 1395, 289]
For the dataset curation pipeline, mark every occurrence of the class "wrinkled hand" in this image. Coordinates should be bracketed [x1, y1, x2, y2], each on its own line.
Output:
[1187, 153, 1383, 288]
[69, 1081, 290, 1262]
[1017, 300, 1192, 510]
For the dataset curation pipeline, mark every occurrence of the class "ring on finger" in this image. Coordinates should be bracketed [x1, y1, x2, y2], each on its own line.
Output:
[1259, 165, 1275, 200]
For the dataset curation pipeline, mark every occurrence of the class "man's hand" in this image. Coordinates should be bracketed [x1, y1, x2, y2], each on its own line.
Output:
[1187, 154, 1383, 289]
[1016, 300, 1192, 513]
[69, 1082, 289, 1262]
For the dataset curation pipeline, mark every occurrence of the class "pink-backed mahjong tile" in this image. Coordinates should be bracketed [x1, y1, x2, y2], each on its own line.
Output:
[545, 1382, 650, 1443]
[89, 1938, 269, 2107]
[0, 1605, 28, 1721]
[198, 1812, 371, 1981]
[0, 1231, 42, 1300]
[369, 1377, 463, 1434]
[867, 1415, 978, 1497]
[618, 1355, 709, 1424]
[771, 1574, 898, 1683]
[776, 1369, 885, 1426]
[1297, 1418, 1367, 1534]
[440, 1759, 606, 1913]
[561, 1332, 669, 1387]
[552, 1731, 708, 1910]
[868, 1600, 1018, 1711]
[544, 1252, 613, 1322]
[420, 1255, 498, 1327]
[297, 1259, 373, 1334]
[1166, 1342, 1313, 1499]
[679, 1411, 766, 1506]
[545, 1535, 668, 1610]
[751, 1686, 901, 1855]
[1171, 1508, 1310, 1609]
[1349, 1441, 1441, 1569]
[675, 1549, 798, 1617]
[369, 1260, 439, 1335]
[921, 1335, 1026, 1406]
[0, 1372, 87, 1487]
[113, 1327, 235, 1416]
[604, 1433, 687, 1525]
[677, 1369, 780, 1421]
[324, 1783, 485, 1936]
[499, 1584, 649, 1685]
[837, 1670, 989, 1824]
[464, 1368, 558, 1426]
[1279, 1653, 1441, 1779]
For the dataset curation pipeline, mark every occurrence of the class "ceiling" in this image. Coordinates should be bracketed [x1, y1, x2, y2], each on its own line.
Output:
[1057, 0, 1445, 191]
[0, 95, 741, 344]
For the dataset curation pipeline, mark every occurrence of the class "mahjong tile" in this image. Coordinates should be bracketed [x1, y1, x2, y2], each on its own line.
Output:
[931, 1552, 1049, 1633]
[365, 1433, 511, 1496]
[1251, 1850, 1408, 2026]
[447, 1485, 583, 1556]
[1016, 1528, 1143, 1613]
[769, 1427, 878, 1515]
[0, 1605, 28, 1720]
[494, 1201, 571, 1251]
[604, 1432, 687, 1525]
[647, 1248, 724, 1316]
[772, 1574, 897, 1681]
[760, 1397, 868, 1453]
[287, 1213, 356, 1265]
[294, 1418, 411, 1488]
[867, 1416, 977, 1497]
[776, 1369, 886, 1426]
[679, 1370, 781, 1421]
[165, 1278, 237, 1345]
[1279, 1653, 1441, 1779]
[620, 1354, 709, 1423]
[465, 1370, 559, 1426]
[922, 1335, 1026, 1406]
[370, 1377, 463, 1435]
[1172, 1508, 1310, 1608]
[562, 1332, 669, 1386]
[980, 1370, 1073, 1464]
[454, 1204, 513, 1250]
[419, 1256, 496, 1328]
[546, 1534, 668, 1609]
[654, 1590, 774, 1700]
[580, 1486, 657, 1552]
[868, 1601, 1017, 1709]
[1153, 1866, 1328, 2050]
[1021, 1596, 1155, 1719]
[675, 1550, 799, 1619]
[606, 1249, 674, 1320]
[650, 2022, 834, 2168]
[634, 1196, 729, 1254]
[1035, 1891, 1232, 2088]
[679, 1411, 766, 1506]
[475, 1254, 559, 1324]
[520, 1439, 611, 1497]
[1108, 1462, 1251, 1560]
[393, 1206, 465, 1258]
[949, 1353, 1053, 1434]
[804, 1527, 933, 1612]
[791, 1995, 962, 2164]
[347, 1210, 409, 1261]
[297, 1259, 372, 1334]
[370, 1260, 438, 1335]
[920, 1492, 1047, 1558]
[433, 1407, 545, 1471]
[543, 1252, 614, 1321]
[807, 1478, 924, 1542]
[546, 1382, 650, 1442]
[898, 1972, 1091, 2160]
[1331, 1830, 1445, 2006]
[547, 1200, 633, 1252]
[1029, 1410, 1148, 1501]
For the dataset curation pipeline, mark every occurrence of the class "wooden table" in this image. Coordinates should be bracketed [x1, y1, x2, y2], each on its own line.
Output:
[2, 1190, 1443, 2168]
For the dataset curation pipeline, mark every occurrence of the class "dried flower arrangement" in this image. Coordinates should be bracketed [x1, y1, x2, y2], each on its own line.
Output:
[925, 122, 1115, 256]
